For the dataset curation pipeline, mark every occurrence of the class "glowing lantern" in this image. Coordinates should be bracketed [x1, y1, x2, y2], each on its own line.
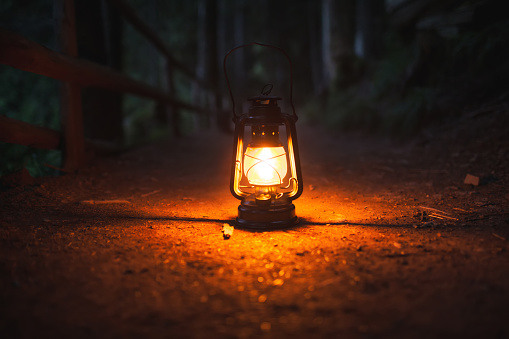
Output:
[224, 43, 303, 229]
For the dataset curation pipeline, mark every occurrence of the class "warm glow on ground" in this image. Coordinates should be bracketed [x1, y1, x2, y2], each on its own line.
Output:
[1, 127, 508, 338]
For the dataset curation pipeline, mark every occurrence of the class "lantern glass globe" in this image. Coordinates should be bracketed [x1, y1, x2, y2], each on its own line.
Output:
[243, 146, 287, 186]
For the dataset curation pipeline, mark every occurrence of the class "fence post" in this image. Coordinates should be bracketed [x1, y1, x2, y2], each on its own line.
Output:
[54, 0, 85, 171]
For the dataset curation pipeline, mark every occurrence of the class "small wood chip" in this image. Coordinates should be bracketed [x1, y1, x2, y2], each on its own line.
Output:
[464, 174, 480, 186]
[260, 321, 271, 331]
[272, 279, 284, 286]
[222, 224, 234, 240]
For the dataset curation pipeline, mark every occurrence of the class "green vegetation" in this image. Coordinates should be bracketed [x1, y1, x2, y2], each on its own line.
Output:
[0, 1, 61, 177]
[0, 66, 62, 177]
[310, 19, 509, 136]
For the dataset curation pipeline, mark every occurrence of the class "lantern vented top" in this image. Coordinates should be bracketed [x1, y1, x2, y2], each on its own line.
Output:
[246, 84, 283, 122]
[248, 95, 282, 106]
[249, 84, 281, 106]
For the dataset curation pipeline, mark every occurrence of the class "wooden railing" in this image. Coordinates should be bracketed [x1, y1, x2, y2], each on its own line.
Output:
[0, 0, 216, 171]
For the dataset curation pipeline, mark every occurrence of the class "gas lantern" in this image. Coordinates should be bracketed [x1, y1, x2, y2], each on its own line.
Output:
[224, 42, 303, 230]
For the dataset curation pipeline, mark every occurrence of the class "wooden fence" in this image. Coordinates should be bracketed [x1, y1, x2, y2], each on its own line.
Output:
[0, 0, 216, 171]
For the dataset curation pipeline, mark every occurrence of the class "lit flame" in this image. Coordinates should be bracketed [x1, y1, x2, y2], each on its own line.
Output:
[244, 146, 287, 186]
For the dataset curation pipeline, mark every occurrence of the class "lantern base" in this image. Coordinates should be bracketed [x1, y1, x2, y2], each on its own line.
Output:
[236, 200, 298, 230]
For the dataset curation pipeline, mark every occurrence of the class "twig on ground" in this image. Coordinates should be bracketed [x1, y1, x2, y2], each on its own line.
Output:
[419, 206, 452, 215]
[429, 213, 458, 221]
[492, 233, 506, 241]
[141, 190, 161, 198]
[80, 200, 131, 205]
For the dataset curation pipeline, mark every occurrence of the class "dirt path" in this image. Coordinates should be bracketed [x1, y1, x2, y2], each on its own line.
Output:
[1, 110, 508, 338]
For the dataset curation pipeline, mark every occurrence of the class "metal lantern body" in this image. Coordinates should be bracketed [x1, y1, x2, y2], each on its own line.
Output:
[224, 43, 303, 230]
[230, 95, 303, 229]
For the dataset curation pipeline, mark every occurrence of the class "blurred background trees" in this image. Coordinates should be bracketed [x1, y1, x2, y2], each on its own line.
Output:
[1, 0, 508, 177]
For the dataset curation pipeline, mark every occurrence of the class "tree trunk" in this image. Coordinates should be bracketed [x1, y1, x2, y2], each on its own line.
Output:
[233, 0, 246, 114]
[53, 0, 85, 171]
[321, 0, 335, 88]
[308, 0, 323, 96]
[143, 0, 167, 128]
[193, 0, 208, 130]
[203, 0, 226, 132]
[355, 0, 385, 59]
[333, 0, 356, 86]
[75, 0, 123, 146]
[216, 0, 230, 132]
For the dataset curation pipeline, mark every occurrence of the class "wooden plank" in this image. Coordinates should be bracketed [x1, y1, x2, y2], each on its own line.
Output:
[54, 0, 85, 171]
[0, 115, 61, 149]
[0, 28, 205, 113]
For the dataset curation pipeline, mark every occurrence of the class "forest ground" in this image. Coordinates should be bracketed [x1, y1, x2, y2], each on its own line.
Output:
[1, 105, 508, 338]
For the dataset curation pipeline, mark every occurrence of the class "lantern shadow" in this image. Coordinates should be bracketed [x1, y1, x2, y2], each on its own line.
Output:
[296, 217, 415, 229]
[48, 207, 415, 231]
[119, 216, 414, 232]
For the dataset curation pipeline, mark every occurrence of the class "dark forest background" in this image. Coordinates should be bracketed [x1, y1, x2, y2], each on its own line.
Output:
[1, 0, 508, 177]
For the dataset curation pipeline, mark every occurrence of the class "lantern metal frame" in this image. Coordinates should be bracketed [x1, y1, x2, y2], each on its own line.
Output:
[224, 42, 303, 230]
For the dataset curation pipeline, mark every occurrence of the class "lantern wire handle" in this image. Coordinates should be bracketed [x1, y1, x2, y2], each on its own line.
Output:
[223, 42, 297, 121]
[261, 83, 273, 96]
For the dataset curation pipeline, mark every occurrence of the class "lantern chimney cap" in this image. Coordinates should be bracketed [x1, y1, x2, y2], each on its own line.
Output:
[248, 95, 282, 102]
[247, 83, 281, 104]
